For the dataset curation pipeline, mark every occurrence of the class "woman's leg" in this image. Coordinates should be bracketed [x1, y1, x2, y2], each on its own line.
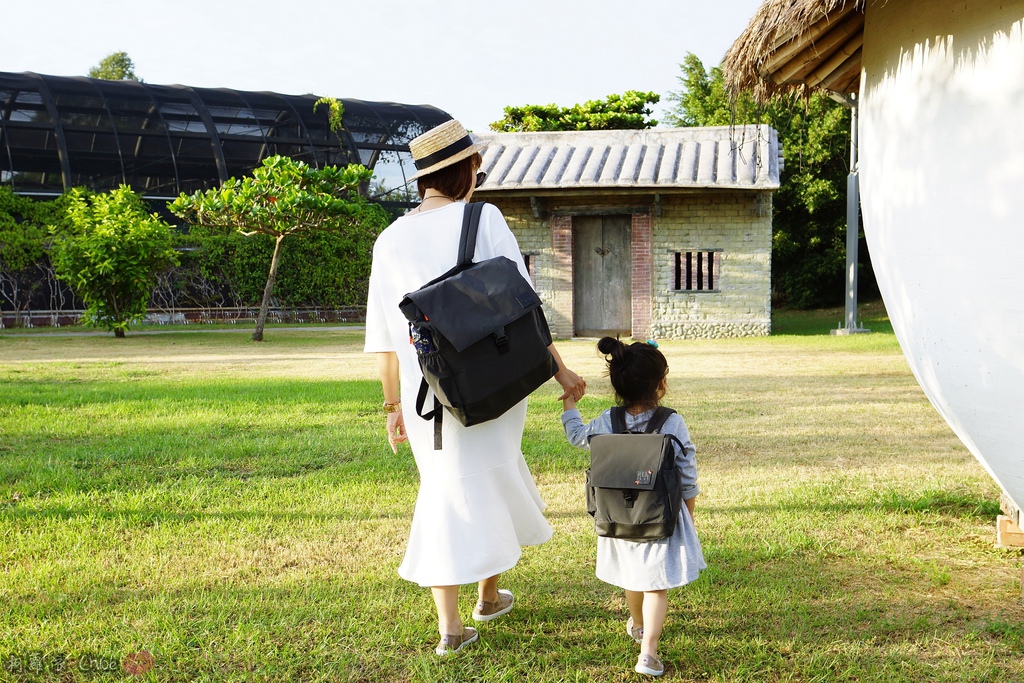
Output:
[431, 585, 462, 635]
[640, 590, 668, 656]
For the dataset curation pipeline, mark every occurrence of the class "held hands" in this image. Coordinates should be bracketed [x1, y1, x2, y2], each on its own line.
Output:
[386, 410, 408, 453]
[555, 367, 586, 405]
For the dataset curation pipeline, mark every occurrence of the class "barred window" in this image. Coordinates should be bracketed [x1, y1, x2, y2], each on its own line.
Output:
[673, 250, 720, 291]
[522, 253, 535, 279]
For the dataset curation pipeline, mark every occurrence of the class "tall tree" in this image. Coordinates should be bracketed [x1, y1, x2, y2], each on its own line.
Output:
[0, 189, 74, 327]
[51, 187, 178, 337]
[665, 54, 870, 309]
[0, 188, 47, 326]
[490, 91, 660, 132]
[169, 155, 383, 342]
[88, 51, 139, 81]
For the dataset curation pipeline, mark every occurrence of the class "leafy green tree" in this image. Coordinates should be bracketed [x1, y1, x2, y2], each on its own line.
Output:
[0, 188, 47, 325]
[0, 189, 75, 326]
[50, 186, 178, 337]
[88, 51, 140, 81]
[169, 155, 382, 341]
[490, 91, 660, 132]
[666, 54, 873, 309]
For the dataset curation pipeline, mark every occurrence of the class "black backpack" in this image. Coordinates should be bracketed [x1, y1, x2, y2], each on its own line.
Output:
[586, 407, 684, 541]
[399, 202, 558, 449]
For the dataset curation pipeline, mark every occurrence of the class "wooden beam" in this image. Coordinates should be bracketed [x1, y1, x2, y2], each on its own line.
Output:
[996, 515, 1024, 548]
[809, 34, 864, 86]
[764, 4, 862, 77]
[773, 12, 864, 85]
[831, 69, 862, 95]
[815, 48, 864, 91]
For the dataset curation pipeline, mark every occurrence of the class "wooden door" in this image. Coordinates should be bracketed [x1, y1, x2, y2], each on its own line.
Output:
[573, 215, 632, 337]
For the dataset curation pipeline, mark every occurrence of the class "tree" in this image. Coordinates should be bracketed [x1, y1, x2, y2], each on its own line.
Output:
[88, 51, 139, 81]
[50, 187, 178, 337]
[0, 189, 75, 327]
[490, 91, 660, 132]
[169, 155, 381, 341]
[0, 188, 46, 326]
[665, 54, 871, 309]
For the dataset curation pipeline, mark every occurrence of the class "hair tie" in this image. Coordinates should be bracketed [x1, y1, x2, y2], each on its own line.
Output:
[645, 339, 659, 348]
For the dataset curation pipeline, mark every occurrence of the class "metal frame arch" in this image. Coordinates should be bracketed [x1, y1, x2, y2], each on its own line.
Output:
[27, 73, 72, 190]
[221, 87, 272, 166]
[181, 85, 229, 183]
[131, 79, 183, 197]
[0, 84, 15, 188]
[78, 76, 128, 188]
[263, 92, 320, 166]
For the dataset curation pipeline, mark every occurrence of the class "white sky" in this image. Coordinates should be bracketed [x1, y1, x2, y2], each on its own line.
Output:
[3, 0, 762, 133]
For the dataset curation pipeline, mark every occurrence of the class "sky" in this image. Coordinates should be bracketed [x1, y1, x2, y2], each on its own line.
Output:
[2, 0, 763, 134]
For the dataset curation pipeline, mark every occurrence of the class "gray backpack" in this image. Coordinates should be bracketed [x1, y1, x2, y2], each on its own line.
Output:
[586, 407, 684, 542]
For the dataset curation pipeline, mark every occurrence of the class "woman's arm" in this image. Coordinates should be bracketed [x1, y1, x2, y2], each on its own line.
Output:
[548, 343, 586, 402]
[375, 352, 407, 453]
[483, 205, 586, 403]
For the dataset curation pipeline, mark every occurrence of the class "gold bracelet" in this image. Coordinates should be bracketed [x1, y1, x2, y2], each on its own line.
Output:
[383, 401, 402, 413]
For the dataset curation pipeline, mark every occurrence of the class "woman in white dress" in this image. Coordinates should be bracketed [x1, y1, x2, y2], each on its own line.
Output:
[363, 119, 586, 655]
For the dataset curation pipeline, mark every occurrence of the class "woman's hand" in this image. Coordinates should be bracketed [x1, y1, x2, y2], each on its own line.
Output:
[555, 366, 586, 403]
[547, 344, 586, 403]
[387, 409, 408, 454]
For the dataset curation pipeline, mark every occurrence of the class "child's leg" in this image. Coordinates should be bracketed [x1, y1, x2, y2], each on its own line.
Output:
[640, 590, 669, 656]
[625, 589, 645, 627]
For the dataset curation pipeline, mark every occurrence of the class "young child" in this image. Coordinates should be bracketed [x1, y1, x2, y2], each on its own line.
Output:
[561, 337, 705, 678]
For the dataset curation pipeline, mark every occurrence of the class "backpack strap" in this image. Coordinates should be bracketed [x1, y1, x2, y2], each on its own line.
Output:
[415, 379, 444, 450]
[610, 406, 628, 434]
[643, 407, 676, 434]
[645, 407, 684, 464]
[456, 202, 486, 267]
[412, 202, 485, 453]
[610, 406, 675, 434]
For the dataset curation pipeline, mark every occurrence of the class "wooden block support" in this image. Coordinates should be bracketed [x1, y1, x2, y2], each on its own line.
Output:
[1000, 491, 1020, 527]
[996, 515, 1024, 548]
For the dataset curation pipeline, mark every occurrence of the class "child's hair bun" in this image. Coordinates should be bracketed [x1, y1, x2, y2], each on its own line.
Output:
[597, 336, 626, 358]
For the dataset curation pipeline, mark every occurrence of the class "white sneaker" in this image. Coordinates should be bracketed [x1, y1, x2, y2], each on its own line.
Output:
[626, 617, 644, 644]
[635, 653, 664, 677]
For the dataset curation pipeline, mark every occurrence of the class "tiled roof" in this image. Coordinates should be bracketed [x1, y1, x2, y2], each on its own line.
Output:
[477, 125, 781, 192]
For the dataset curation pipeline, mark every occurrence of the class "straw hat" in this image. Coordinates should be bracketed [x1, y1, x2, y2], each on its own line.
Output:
[409, 119, 489, 179]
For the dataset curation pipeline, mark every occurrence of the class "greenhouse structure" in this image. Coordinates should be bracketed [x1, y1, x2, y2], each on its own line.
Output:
[0, 71, 450, 212]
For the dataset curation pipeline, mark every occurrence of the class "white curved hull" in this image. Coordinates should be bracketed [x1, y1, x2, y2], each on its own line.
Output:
[860, 0, 1024, 511]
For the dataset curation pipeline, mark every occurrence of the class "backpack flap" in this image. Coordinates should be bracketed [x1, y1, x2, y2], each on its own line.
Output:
[400, 256, 542, 352]
[588, 434, 671, 491]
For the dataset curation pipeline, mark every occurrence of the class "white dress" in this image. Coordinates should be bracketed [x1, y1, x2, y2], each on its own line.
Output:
[364, 202, 553, 587]
[563, 407, 706, 592]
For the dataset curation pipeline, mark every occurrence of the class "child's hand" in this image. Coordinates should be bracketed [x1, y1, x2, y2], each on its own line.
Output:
[562, 394, 577, 412]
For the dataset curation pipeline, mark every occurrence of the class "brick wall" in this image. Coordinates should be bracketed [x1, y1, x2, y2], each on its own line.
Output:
[651, 191, 772, 339]
[631, 213, 653, 340]
[479, 190, 771, 339]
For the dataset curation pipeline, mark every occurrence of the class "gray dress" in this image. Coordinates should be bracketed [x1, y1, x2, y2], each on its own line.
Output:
[562, 407, 706, 591]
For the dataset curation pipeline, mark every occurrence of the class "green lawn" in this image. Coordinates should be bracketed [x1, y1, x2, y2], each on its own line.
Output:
[1, 313, 1022, 682]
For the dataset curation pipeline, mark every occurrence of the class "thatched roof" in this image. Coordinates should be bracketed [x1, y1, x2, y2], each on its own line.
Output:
[722, 0, 865, 100]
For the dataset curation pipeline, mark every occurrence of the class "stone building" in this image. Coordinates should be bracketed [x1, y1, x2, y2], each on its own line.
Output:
[473, 125, 782, 340]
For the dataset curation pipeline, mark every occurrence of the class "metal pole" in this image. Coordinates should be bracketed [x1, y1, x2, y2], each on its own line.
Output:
[832, 93, 869, 335]
[845, 98, 859, 331]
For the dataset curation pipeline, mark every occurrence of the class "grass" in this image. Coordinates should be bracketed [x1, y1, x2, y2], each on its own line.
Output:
[1, 309, 1022, 682]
